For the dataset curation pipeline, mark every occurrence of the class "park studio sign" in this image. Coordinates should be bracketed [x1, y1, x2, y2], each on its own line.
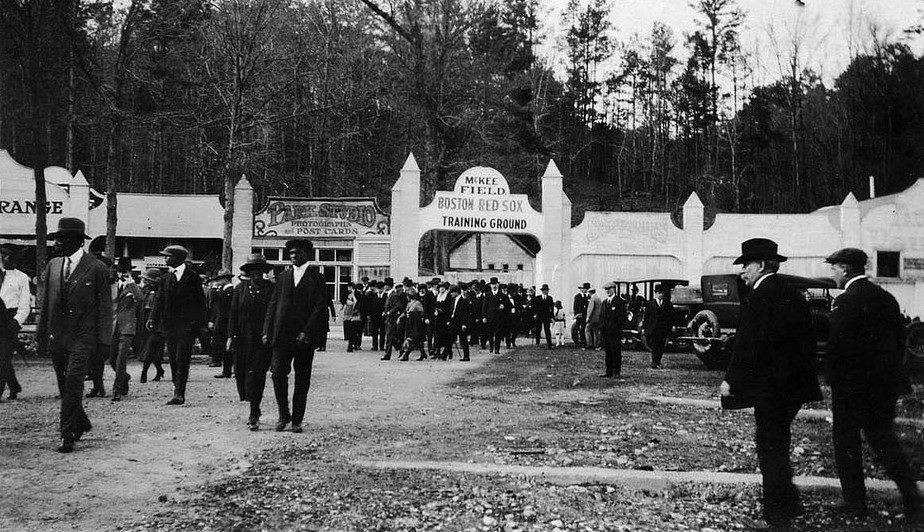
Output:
[419, 167, 542, 236]
[253, 197, 390, 238]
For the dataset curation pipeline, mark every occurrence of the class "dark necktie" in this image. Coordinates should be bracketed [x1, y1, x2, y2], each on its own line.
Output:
[63, 257, 72, 282]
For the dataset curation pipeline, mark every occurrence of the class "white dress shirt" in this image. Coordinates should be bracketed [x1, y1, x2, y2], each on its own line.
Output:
[292, 262, 309, 287]
[844, 274, 868, 290]
[753, 272, 775, 290]
[63, 248, 85, 280]
[0, 268, 32, 325]
[171, 262, 186, 282]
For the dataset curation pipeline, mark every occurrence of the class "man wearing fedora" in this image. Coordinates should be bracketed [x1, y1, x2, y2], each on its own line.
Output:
[825, 248, 920, 522]
[532, 284, 555, 349]
[721, 238, 821, 529]
[643, 283, 673, 369]
[0, 243, 30, 401]
[228, 253, 275, 430]
[149, 244, 208, 406]
[262, 239, 329, 432]
[600, 281, 626, 377]
[37, 217, 112, 452]
[109, 257, 142, 402]
[572, 283, 590, 347]
[381, 278, 407, 361]
[481, 277, 505, 354]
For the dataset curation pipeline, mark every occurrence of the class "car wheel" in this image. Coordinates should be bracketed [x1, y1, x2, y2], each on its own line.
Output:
[689, 310, 728, 369]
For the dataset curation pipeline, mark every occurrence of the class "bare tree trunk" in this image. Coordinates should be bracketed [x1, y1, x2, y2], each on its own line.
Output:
[105, 118, 120, 259]
[33, 97, 49, 308]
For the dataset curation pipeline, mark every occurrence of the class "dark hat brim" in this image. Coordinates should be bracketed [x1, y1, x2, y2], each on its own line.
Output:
[48, 229, 91, 240]
[732, 252, 788, 265]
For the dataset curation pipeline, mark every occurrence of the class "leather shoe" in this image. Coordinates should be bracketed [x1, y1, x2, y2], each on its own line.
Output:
[290, 423, 303, 433]
[153, 370, 164, 382]
[214, 373, 231, 379]
[275, 417, 290, 432]
[380, 355, 391, 361]
[111, 394, 121, 402]
[166, 396, 185, 405]
[7, 391, 17, 400]
[85, 388, 101, 398]
[247, 418, 259, 431]
[57, 439, 75, 453]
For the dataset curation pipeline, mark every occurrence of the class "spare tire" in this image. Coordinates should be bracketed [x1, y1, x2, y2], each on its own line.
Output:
[689, 310, 729, 370]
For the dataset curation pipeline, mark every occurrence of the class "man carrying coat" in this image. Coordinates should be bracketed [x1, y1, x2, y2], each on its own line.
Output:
[262, 239, 329, 433]
[37, 218, 112, 452]
[148, 245, 208, 406]
[721, 238, 821, 529]
[825, 248, 920, 522]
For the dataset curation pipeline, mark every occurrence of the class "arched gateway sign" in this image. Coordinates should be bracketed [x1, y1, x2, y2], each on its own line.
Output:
[419, 167, 542, 236]
[389, 154, 572, 297]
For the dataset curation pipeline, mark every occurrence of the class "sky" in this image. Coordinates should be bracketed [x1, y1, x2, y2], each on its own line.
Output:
[536, 0, 924, 87]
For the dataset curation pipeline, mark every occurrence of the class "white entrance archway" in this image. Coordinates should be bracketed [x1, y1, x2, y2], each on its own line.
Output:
[389, 154, 572, 297]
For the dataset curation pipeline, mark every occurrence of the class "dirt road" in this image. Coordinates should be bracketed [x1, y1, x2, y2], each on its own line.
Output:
[0, 339, 479, 531]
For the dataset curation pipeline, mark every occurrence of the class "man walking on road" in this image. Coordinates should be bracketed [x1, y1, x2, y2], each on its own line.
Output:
[37, 218, 112, 452]
[262, 239, 329, 433]
[109, 257, 142, 402]
[0, 243, 30, 401]
[600, 282, 625, 377]
[721, 238, 821, 529]
[825, 248, 921, 522]
[149, 245, 208, 406]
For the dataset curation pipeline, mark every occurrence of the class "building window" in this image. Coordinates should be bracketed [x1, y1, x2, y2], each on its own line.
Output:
[502, 264, 509, 271]
[336, 249, 353, 262]
[318, 249, 336, 262]
[487, 263, 495, 270]
[877, 251, 900, 278]
[517, 264, 524, 271]
[264, 248, 280, 261]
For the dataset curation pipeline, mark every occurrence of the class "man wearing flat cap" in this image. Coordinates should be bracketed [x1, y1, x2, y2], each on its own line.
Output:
[37, 218, 112, 452]
[149, 244, 208, 406]
[825, 248, 920, 521]
[262, 239, 329, 432]
[721, 238, 821, 528]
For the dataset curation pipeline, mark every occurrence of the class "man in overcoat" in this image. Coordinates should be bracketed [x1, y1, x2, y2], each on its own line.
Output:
[149, 245, 208, 406]
[572, 283, 590, 347]
[721, 238, 821, 529]
[37, 218, 112, 452]
[532, 284, 555, 349]
[262, 239, 329, 432]
[110, 257, 142, 401]
[825, 248, 920, 521]
[207, 270, 234, 378]
[643, 284, 673, 369]
[600, 282, 626, 377]
[481, 278, 505, 354]
[584, 288, 602, 350]
[381, 279, 407, 360]
[448, 284, 472, 361]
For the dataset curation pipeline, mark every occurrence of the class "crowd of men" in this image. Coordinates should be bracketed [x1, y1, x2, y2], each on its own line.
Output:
[0, 219, 920, 527]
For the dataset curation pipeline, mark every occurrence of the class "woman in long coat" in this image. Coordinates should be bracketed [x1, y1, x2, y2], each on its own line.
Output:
[227, 254, 275, 431]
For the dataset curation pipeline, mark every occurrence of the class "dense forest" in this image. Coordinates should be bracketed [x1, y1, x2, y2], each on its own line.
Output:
[2, 0, 923, 267]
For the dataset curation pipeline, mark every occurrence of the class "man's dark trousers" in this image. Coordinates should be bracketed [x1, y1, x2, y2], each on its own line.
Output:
[109, 332, 134, 396]
[754, 401, 801, 525]
[51, 347, 92, 439]
[535, 320, 552, 348]
[832, 389, 918, 507]
[247, 346, 272, 420]
[272, 341, 315, 424]
[574, 316, 586, 346]
[648, 332, 667, 367]
[370, 318, 383, 350]
[603, 335, 621, 376]
[0, 308, 22, 396]
[165, 328, 196, 399]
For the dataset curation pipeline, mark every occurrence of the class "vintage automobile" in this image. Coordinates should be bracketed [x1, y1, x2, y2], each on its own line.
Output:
[615, 278, 695, 351]
[676, 274, 838, 369]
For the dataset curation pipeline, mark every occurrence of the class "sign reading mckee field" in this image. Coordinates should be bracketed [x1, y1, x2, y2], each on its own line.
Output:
[421, 167, 542, 235]
[253, 197, 390, 237]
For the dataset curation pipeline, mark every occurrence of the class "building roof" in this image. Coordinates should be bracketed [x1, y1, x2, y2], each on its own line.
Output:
[448, 232, 539, 257]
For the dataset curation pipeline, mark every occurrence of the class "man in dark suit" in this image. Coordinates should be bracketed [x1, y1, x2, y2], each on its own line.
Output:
[600, 281, 626, 377]
[481, 278, 505, 354]
[721, 238, 821, 529]
[532, 284, 555, 349]
[85, 255, 116, 398]
[381, 278, 407, 361]
[37, 218, 112, 452]
[368, 281, 386, 350]
[262, 239, 329, 433]
[643, 284, 673, 369]
[148, 245, 207, 406]
[825, 248, 921, 521]
[572, 283, 590, 347]
[110, 257, 142, 402]
[206, 270, 234, 377]
[448, 284, 472, 361]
